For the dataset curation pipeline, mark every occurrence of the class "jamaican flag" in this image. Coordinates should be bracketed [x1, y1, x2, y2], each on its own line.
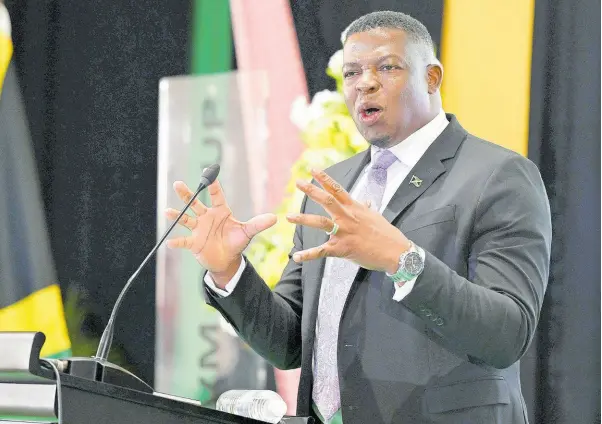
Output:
[0, 2, 71, 358]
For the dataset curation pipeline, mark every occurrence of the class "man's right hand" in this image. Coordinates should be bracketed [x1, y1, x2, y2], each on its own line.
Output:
[166, 179, 277, 288]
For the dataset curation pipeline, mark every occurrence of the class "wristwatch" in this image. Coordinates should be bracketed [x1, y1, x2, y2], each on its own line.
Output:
[386, 241, 425, 283]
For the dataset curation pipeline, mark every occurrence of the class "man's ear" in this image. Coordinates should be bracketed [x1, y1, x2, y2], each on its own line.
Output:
[426, 64, 443, 94]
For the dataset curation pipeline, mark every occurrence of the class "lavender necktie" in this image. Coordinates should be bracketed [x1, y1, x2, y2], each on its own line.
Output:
[313, 149, 398, 421]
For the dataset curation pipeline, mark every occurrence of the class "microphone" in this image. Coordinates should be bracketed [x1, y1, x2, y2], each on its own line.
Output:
[95, 163, 220, 361]
[54, 164, 220, 391]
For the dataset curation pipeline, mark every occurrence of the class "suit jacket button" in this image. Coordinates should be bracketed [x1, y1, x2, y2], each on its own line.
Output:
[419, 305, 426, 312]
[436, 318, 444, 326]
[425, 310, 432, 317]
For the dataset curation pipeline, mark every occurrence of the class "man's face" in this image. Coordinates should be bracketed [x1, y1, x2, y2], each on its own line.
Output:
[343, 28, 429, 148]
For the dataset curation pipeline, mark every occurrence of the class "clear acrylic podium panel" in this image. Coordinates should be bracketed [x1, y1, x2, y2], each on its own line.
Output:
[155, 71, 270, 405]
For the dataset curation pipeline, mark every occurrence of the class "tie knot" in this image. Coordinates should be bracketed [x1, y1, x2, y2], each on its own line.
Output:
[372, 149, 397, 170]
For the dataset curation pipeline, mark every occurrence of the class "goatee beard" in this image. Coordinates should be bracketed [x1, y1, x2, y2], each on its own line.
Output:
[367, 135, 396, 149]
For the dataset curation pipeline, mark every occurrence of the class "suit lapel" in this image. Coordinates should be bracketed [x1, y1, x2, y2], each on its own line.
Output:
[339, 115, 468, 324]
[382, 156, 445, 224]
[305, 116, 467, 311]
[383, 114, 467, 225]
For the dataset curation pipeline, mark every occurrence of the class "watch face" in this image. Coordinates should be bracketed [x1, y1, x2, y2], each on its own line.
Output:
[403, 252, 424, 275]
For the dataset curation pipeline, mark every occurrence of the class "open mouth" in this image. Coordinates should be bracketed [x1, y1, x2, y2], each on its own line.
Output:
[358, 106, 383, 124]
[363, 107, 381, 116]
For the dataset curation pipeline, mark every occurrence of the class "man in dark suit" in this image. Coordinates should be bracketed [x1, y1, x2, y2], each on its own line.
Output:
[166, 11, 551, 424]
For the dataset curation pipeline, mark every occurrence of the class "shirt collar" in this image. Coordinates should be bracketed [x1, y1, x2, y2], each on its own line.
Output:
[370, 109, 449, 168]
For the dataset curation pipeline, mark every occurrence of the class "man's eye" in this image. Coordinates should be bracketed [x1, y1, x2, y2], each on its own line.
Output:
[381, 65, 397, 71]
[343, 71, 358, 78]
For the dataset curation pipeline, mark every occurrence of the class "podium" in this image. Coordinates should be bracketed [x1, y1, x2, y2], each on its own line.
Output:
[0, 332, 313, 424]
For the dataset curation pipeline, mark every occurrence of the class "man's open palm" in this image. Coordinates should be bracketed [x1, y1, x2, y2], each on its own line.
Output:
[166, 180, 277, 275]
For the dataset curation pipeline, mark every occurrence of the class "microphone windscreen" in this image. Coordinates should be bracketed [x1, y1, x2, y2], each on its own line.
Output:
[200, 164, 220, 186]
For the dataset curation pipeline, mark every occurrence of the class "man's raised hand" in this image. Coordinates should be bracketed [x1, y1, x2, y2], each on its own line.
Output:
[166, 179, 276, 286]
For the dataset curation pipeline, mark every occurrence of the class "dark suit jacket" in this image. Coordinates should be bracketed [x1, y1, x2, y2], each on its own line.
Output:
[204, 115, 552, 424]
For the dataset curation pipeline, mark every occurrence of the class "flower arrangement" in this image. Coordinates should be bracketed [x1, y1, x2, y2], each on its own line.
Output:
[246, 50, 368, 288]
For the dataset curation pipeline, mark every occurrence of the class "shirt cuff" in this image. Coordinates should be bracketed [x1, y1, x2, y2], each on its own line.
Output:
[392, 276, 417, 301]
[391, 243, 425, 302]
[204, 257, 246, 297]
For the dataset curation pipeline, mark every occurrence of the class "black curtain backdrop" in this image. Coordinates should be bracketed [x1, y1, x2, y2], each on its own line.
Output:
[6, 0, 191, 384]
[522, 0, 601, 422]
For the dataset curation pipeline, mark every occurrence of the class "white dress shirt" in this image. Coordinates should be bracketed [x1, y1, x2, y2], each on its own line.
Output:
[205, 110, 449, 302]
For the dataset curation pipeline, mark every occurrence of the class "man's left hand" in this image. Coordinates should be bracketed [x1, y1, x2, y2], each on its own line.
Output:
[286, 169, 411, 274]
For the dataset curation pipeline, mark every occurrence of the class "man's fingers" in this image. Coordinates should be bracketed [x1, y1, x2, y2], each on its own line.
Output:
[295, 179, 345, 217]
[173, 181, 207, 216]
[208, 179, 228, 208]
[167, 236, 193, 250]
[241, 213, 277, 239]
[165, 208, 197, 230]
[286, 213, 336, 233]
[292, 244, 332, 263]
[311, 169, 354, 206]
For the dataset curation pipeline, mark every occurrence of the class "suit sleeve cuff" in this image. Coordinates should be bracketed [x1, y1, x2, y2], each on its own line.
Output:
[204, 257, 246, 297]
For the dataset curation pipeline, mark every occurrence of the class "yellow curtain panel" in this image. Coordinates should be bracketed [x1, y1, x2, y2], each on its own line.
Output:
[441, 0, 535, 156]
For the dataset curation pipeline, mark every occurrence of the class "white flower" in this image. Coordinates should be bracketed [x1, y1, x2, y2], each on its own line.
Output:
[0, 3, 11, 38]
[290, 90, 346, 130]
[340, 27, 348, 45]
[290, 95, 310, 130]
[308, 89, 344, 119]
[327, 49, 344, 79]
[311, 89, 343, 109]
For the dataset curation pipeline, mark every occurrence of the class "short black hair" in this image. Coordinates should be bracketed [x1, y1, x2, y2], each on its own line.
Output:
[343, 11, 438, 66]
